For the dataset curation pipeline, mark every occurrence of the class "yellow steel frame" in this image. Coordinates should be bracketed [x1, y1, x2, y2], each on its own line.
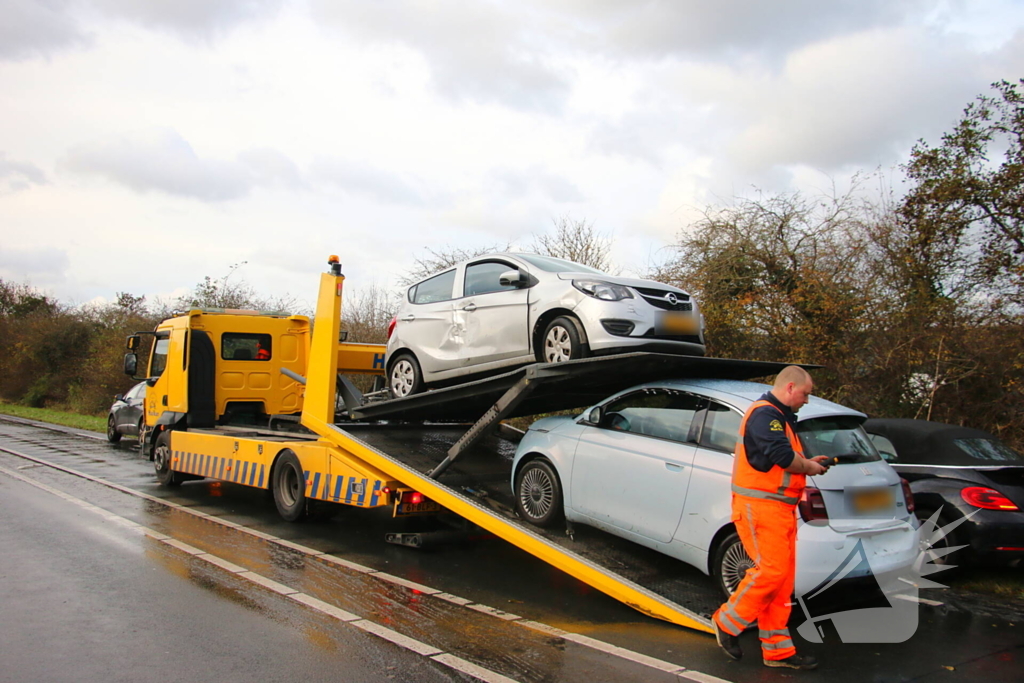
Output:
[298, 261, 712, 633]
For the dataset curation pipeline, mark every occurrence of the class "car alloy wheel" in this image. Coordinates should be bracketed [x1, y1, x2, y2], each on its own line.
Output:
[514, 459, 564, 527]
[719, 538, 756, 595]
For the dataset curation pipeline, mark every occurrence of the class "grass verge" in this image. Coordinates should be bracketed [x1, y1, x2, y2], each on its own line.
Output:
[0, 402, 106, 433]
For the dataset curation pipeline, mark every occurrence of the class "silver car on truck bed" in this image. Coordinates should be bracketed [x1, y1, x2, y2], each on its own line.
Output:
[386, 253, 705, 397]
[512, 378, 921, 597]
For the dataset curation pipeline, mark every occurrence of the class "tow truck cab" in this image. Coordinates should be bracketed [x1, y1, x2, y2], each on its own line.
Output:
[125, 309, 311, 433]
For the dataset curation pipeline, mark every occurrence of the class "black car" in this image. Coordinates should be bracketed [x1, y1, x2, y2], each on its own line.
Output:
[864, 418, 1024, 568]
[106, 381, 147, 444]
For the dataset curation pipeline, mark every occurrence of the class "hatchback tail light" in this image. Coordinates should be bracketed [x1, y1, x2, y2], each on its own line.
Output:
[798, 488, 828, 522]
[386, 315, 397, 340]
[961, 486, 1019, 511]
[900, 478, 915, 513]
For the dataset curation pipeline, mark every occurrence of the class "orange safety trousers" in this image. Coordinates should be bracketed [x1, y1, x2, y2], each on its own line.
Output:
[713, 495, 797, 661]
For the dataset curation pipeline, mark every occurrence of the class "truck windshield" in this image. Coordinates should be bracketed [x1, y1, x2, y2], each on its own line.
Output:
[796, 416, 881, 463]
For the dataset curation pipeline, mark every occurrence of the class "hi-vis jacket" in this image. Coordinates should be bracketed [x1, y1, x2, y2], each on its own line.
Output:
[732, 400, 806, 506]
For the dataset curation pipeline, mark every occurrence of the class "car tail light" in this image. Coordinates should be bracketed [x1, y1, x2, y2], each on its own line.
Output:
[400, 491, 424, 505]
[798, 488, 828, 522]
[961, 486, 1019, 511]
[386, 315, 397, 340]
[900, 478, 915, 513]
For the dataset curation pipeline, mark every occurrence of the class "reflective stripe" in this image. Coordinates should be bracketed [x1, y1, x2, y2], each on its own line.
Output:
[762, 638, 795, 650]
[732, 484, 799, 505]
[719, 610, 747, 634]
[777, 470, 791, 497]
[759, 629, 790, 639]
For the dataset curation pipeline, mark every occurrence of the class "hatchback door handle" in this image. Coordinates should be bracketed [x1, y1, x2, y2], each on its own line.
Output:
[665, 462, 683, 472]
[400, 315, 415, 322]
[462, 303, 477, 312]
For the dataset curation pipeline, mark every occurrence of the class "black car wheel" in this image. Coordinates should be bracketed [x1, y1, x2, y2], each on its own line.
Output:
[539, 316, 585, 364]
[917, 508, 967, 572]
[514, 459, 564, 527]
[713, 531, 756, 598]
[106, 415, 121, 444]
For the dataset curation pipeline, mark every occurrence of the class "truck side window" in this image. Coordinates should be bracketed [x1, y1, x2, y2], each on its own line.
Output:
[699, 401, 742, 453]
[222, 333, 272, 361]
[411, 269, 456, 304]
[150, 337, 170, 378]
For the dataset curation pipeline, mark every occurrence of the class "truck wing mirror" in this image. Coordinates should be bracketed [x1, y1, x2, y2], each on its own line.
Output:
[123, 353, 138, 378]
[126, 334, 142, 351]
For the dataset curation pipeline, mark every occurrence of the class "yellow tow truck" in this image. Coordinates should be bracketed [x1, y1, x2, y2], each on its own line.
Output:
[125, 255, 799, 633]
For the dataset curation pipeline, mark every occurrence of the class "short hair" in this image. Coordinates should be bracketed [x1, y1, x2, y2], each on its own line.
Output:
[774, 365, 811, 390]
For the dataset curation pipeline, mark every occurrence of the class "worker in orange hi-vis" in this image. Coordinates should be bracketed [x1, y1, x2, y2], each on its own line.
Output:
[712, 365, 831, 671]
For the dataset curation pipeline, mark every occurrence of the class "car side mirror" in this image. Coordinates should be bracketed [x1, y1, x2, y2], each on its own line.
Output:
[587, 406, 602, 424]
[499, 269, 525, 288]
[114, 394, 124, 402]
[123, 353, 138, 377]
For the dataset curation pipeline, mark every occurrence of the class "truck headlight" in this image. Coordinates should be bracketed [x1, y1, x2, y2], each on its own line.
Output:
[572, 280, 634, 301]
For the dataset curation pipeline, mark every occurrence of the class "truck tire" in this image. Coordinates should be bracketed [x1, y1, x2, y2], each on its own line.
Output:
[515, 459, 564, 527]
[539, 316, 585, 363]
[153, 431, 183, 487]
[106, 415, 121, 444]
[712, 531, 755, 598]
[273, 450, 309, 522]
[389, 353, 423, 399]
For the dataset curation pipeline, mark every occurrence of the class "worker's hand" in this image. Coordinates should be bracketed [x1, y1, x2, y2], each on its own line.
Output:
[805, 457, 829, 476]
[811, 455, 833, 466]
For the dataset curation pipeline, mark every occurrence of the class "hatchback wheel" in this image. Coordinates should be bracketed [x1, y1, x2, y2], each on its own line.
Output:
[713, 532, 755, 598]
[388, 353, 423, 399]
[515, 459, 564, 527]
[539, 316, 585, 363]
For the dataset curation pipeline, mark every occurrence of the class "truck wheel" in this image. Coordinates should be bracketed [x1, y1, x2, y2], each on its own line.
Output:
[539, 316, 585, 363]
[515, 459, 564, 527]
[153, 432, 182, 487]
[273, 450, 308, 522]
[713, 531, 755, 598]
[106, 415, 122, 444]
[389, 353, 423, 399]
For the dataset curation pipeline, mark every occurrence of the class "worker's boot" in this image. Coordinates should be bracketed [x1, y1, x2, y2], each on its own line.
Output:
[712, 619, 742, 661]
[763, 653, 818, 670]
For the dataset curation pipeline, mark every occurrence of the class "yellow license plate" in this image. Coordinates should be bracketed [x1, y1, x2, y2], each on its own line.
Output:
[394, 500, 443, 517]
[852, 488, 893, 513]
[658, 312, 697, 335]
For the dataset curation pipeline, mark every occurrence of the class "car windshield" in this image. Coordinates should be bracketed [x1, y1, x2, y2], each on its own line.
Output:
[796, 416, 881, 463]
[953, 438, 1024, 463]
[514, 253, 606, 274]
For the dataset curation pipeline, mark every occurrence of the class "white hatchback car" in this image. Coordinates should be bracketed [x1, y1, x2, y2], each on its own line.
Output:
[511, 378, 921, 597]
[386, 253, 705, 397]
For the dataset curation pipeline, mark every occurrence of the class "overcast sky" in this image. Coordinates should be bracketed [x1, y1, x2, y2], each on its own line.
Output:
[2, 0, 1023, 311]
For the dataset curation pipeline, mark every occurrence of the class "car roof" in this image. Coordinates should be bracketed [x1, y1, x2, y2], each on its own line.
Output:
[863, 418, 1024, 466]
[623, 377, 865, 421]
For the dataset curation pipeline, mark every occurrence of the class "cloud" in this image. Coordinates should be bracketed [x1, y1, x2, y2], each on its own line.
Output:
[309, 0, 572, 113]
[0, 153, 48, 193]
[92, 0, 284, 42]
[63, 129, 302, 201]
[0, 0, 90, 60]
[0, 246, 70, 286]
[490, 167, 585, 203]
[310, 157, 428, 206]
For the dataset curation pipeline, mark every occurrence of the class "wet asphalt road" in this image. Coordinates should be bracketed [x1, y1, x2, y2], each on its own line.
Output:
[0, 416, 1021, 682]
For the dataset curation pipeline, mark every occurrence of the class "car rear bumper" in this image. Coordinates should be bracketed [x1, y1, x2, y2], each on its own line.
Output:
[795, 520, 921, 597]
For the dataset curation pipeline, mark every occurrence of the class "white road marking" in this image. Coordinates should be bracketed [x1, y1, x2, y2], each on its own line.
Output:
[892, 593, 944, 607]
[0, 441, 736, 683]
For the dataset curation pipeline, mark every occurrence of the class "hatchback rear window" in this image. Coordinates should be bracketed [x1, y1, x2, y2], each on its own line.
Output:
[410, 269, 456, 304]
[797, 416, 880, 463]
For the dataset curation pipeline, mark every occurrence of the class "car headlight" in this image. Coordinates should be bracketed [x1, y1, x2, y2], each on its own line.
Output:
[572, 279, 634, 301]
